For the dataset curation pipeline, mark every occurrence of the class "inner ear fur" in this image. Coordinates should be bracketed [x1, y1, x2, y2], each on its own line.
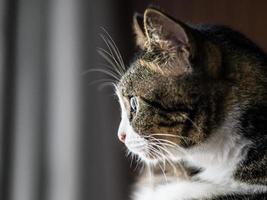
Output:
[133, 13, 146, 49]
[137, 8, 222, 78]
[143, 9, 190, 48]
[140, 8, 195, 76]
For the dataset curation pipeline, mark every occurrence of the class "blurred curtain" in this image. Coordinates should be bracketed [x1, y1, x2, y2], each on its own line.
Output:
[0, 0, 134, 200]
[1, 0, 81, 199]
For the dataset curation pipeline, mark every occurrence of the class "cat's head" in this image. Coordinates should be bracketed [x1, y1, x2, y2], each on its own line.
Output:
[116, 9, 226, 162]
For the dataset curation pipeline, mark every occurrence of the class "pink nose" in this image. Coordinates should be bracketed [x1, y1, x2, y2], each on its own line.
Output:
[119, 132, 126, 143]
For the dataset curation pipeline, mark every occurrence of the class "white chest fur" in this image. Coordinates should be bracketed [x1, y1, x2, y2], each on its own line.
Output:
[133, 138, 247, 200]
[133, 175, 267, 200]
[132, 111, 267, 200]
[134, 181, 233, 200]
[133, 136, 266, 200]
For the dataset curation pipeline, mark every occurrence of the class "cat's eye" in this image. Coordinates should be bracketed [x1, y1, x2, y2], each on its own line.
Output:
[130, 96, 138, 113]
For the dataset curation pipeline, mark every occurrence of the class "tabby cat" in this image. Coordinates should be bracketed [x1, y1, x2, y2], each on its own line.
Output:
[112, 8, 267, 200]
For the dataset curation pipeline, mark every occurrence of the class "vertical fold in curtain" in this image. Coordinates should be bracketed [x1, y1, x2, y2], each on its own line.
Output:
[2, 0, 81, 200]
[46, 0, 80, 200]
[8, 0, 47, 200]
[1, 1, 19, 200]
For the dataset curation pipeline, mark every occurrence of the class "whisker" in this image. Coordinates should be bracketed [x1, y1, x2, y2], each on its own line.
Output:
[158, 162, 167, 181]
[179, 113, 202, 134]
[148, 138, 177, 148]
[146, 161, 154, 184]
[147, 137, 184, 150]
[150, 142, 185, 179]
[98, 35, 123, 77]
[145, 136, 188, 156]
[102, 35, 125, 72]
[98, 63, 123, 78]
[150, 142, 175, 158]
[97, 49, 123, 78]
[97, 82, 116, 91]
[101, 27, 126, 71]
[150, 133, 189, 140]
[88, 78, 116, 86]
[99, 32, 126, 76]
[129, 152, 134, 168]
[148, 138, 190, 180]
[97, 47, 124, 75]
[84, 68, 120, 81]
[147, 147, 168, 182]
[105, 38, 126, 72]
[147, 135, 184, 146]
[133, 156, 142, 171]
[146, 147, 158, 160]
[98, 49, 123, 78]
[150, 133, 191, 146]
[149, 143, 178, 176]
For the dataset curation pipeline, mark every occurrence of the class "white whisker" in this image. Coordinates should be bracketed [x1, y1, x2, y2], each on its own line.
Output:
[97, 49, 123, 78]
[98, 46, 124, 75]
[179, 113, 202, 134]
[84, 68, 120, 81]
[101, 27, 126, 71]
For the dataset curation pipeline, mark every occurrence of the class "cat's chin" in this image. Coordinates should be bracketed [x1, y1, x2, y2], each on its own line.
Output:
[131, 151, 161, 164]
[128, 148, 179, 165]
[125, 144, 159, 163]
[142, 155, 165, 165]
[123, 130, 183, 163]
[125, 140, 182, 164]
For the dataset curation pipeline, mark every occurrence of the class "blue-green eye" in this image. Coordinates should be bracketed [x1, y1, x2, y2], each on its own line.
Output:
[130, 96, 138, 113]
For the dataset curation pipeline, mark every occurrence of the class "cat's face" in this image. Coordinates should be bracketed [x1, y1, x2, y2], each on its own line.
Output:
[116, 9, 225, 162]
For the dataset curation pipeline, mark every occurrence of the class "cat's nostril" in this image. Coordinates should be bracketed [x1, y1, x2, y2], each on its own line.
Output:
[119, 132, 127, 143]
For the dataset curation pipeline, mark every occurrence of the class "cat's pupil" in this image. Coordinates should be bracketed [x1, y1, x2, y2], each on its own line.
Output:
[130, 97, 138, 113]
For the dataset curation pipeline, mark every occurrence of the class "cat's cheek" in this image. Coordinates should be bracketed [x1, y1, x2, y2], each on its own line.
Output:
[118, 120, 149, 159]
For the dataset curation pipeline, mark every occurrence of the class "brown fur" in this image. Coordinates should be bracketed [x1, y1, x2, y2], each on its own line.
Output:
[117, 8, 267, 199]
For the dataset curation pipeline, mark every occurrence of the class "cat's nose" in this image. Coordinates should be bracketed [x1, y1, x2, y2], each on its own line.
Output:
[119, 132, 126, 143]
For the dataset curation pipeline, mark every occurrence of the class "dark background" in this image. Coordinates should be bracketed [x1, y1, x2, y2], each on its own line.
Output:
[1, 1, 267, 200]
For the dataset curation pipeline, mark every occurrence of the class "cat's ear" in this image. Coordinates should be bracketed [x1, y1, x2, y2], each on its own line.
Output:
[133, 13, 146, 49]
[141, 9, 222, 77]
[143, 8, 191, 50]
[140, 8, 194, 76]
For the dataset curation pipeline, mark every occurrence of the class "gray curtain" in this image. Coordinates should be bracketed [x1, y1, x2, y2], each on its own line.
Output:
[0, 0, 134, 200]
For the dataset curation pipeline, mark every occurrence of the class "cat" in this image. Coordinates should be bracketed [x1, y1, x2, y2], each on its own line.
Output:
[106, 8, 267, 200]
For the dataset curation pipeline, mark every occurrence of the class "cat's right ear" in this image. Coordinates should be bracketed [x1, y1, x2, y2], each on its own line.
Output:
[133, 13, 146, 49]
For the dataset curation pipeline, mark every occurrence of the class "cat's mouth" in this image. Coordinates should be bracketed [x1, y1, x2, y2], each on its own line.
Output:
[124, 133, 150, 160]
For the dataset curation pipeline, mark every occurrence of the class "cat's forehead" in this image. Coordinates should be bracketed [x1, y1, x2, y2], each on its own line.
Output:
[116, 59, 190, 99]
[117, 61, 163, 96]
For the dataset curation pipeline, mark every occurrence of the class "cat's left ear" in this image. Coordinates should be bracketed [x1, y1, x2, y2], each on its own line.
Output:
[140, 9, 194, 76]
[143, 8, 192, 51]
